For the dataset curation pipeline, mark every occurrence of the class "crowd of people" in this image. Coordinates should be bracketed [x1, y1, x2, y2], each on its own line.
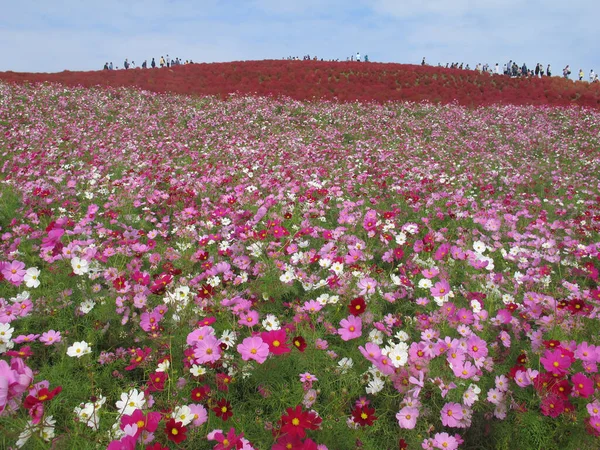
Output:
[421, 57, 598, 82]
[285, 52, 370, 62]
[102, 54, 195, 70]
[101, 53, 598, 83]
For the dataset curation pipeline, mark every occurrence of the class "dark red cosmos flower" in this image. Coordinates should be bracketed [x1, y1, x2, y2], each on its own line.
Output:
[112, 276, 127, 291]
[197, 284, 215, 299]
[279, 405, 322, 438]
[213, 398, 233, 421]
[165, 418, 187, 443]
[292, 336, 307, 352]
[23, 386, 62, 409]
[348, 297, 366, 317]
[351, 405, 377, 426]
[191, 385, 211, 402]
[146, 371, 168, 392]
[216, 372, 233, 391]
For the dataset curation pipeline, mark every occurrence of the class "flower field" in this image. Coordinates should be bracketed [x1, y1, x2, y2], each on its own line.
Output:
[1, 60, 600, 108]
[1, 80, 600, 449]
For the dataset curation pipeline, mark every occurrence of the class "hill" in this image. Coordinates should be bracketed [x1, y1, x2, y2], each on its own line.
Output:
[1, 59, 600, 108]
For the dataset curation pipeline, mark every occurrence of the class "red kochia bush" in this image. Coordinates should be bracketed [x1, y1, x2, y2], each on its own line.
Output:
[1, 60, 600, 108]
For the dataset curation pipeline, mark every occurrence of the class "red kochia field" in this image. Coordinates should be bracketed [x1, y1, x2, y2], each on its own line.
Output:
[1, 60, 600, 107]
[1, 74, 600, 450]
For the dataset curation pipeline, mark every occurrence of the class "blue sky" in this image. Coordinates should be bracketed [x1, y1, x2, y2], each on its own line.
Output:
[1, 0, 599, 78]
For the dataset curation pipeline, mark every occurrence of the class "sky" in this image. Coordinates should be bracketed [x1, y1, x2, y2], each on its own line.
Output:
[1, 0, 599, 78]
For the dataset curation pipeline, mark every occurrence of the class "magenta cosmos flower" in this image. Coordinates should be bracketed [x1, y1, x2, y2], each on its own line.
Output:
[237, 336, 269, 364]
[338, 315, 362, 341]
[571, 372, 594, 398]
[540, 349, 572, 375]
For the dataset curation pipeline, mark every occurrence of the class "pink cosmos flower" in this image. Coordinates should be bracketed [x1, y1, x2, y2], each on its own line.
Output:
[338, 315, 362, 341]
[396, 406, 419, 429]
[39, 330, 61, 346]
[193, 335, 222, 364]
[359, 342, 382, 364]
[430, 279, 450, 298]
[238, 310, 259, 327]
[440, 402, 463, 427]
[237, 336, 269, 364]
[432, 432, 460, 450]
[1, 260, 27, 285]
[189, 403, 208, 426]
[303, 300, 323, 314]
[357, 277, 377, 296]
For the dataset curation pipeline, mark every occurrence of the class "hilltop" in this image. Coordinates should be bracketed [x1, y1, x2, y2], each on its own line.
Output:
[1, 59, 599, 107]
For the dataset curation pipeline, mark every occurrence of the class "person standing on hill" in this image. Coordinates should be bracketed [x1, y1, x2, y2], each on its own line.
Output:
[421, 57, 426, 65]
[166, 54, 170, 67]
[124, 58, 129, 69]
[160, 56, 165, 67]
[356, 52, 361, 62]
[563, 65, 571, 78]
[142, 60, 147, 69]
[151, 58, 156, 68]
[546, 64, 551, 76]
[103, 62, 108, 70]
[591, 70, 596, 82]
[109, 62, 113, 70]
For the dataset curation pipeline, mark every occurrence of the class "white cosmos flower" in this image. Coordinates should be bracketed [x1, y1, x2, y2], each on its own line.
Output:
[66, 341, 91, 358]
[172, 405, 195, 426]
[261, 315, 280, 331]
[116, 389, 146, 415]
[24, 267, 41, 288]
[190, 364, 207, 377]
[71, 257, 89, 275]
[473, 241, 486, 254]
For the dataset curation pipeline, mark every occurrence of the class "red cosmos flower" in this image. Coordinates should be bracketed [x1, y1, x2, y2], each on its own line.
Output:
[568, 298, 591, 315]
[145, 444, 169, 450]
[125, 347, 152, 371]
[540, 394, 565, 418]
[197, 284, 215, 299]
[216, 372, 233, 391]
[150, 272, 173, 295]
[198, 316, 216, 327]
[5, 345, 34, 359]
[351, 405, 377, 426]
[348, 297, 366, 316]
[292, 336, 307, 352]
[549, 379, 572, 400]
[261, 329, 291, 355]
[146, 371, 168, 392]
[213, 399, 233, 421]
[165, 418, 187, 443]
[23, 386, 62, 409]
[112, 276, 127, 291]
[191, 385, 211, 402]
[279, 405, 322, 438]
